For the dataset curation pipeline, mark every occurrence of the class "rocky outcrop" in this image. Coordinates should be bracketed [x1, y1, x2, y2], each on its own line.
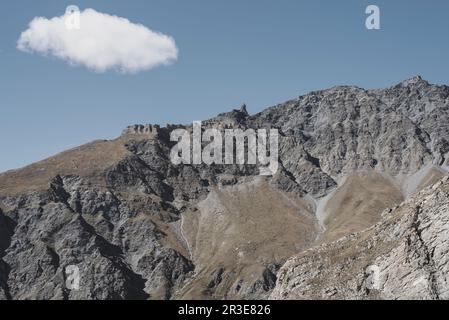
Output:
[0, 208, 15, 300]
[122, 124, 161, 136]
[271, 175, 449, 300]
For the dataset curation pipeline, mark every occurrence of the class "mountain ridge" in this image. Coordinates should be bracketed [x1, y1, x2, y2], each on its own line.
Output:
[1, 76, 449, 299]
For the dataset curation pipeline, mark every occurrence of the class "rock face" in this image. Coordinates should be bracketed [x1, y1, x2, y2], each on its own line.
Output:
[0, 76, 449, 300]
[122, 124, 161, 137]
[271, 175, 449, 300]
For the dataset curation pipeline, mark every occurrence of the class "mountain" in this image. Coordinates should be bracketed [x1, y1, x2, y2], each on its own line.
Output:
[1, 76, 448, 300]
[271, 175, 449, 299]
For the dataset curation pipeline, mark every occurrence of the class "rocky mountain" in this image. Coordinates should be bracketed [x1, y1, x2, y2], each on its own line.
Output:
[271, 175, 449, 300]
[1, 75, 448, 300]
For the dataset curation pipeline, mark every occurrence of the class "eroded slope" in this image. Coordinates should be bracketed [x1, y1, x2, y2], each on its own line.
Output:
[271, 175, 449, 300]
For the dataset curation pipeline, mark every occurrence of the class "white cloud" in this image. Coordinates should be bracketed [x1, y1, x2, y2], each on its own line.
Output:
[17, 8, 178, 73]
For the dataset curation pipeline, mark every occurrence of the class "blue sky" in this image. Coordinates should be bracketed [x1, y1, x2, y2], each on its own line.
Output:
[1, 0, 449, 172]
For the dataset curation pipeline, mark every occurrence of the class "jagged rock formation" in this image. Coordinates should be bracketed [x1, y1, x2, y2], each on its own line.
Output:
[0, 76, 448, 300]
[122, 124, 161, 136]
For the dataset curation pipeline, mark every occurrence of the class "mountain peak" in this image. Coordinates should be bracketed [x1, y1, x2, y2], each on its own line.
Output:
[400, 75, 428, 87]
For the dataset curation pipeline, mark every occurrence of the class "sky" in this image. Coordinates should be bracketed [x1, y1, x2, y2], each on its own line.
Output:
[1, 0, 449, 173]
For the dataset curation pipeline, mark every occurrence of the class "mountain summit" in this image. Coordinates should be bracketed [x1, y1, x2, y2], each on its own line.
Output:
[399, 74, 428, 86]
